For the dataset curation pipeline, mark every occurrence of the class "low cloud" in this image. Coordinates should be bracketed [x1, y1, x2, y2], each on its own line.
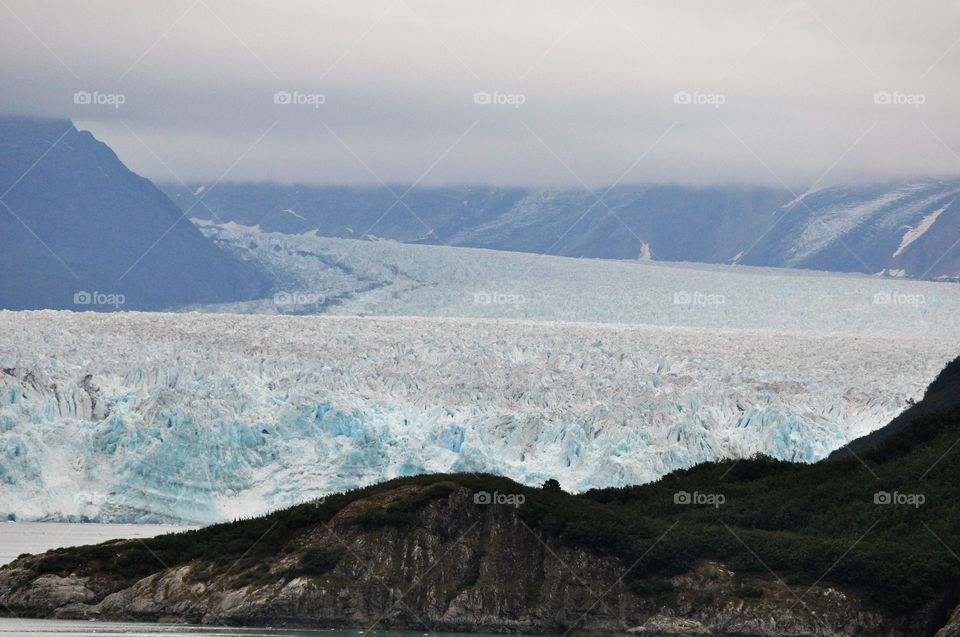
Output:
[2, 0, 959, 188]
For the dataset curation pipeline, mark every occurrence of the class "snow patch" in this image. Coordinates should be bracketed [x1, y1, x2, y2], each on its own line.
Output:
[781, 187, 822, 210]
[280, 208, 306, 221]
[218, 221, 262, 234]
[894, 203, 951, 258]
[881, 268, 908, 278]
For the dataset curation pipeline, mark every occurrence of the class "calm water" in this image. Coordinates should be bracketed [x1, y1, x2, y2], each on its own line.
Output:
[0, 619, 309, 634]
[0, 522, 195, 566]
[0, 620, 485, 636]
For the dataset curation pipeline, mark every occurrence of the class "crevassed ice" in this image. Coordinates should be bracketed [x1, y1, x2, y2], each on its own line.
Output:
[0, 311, 954, 524]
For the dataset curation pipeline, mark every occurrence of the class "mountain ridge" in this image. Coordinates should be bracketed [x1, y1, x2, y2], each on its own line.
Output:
[161, 178, 960, 281]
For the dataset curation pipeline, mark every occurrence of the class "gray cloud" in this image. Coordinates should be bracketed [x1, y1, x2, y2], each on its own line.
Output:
[2, 0, 959, 188]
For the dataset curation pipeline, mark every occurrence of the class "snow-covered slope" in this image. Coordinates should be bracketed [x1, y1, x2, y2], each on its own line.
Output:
[748, 180, 960, 280]
[0, 311, 955, 524]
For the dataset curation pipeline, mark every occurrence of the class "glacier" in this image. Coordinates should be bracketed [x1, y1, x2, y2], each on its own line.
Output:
[0, 310, 955, 524]
[4, 227, 960, 524]
[194, 222, 960, 337]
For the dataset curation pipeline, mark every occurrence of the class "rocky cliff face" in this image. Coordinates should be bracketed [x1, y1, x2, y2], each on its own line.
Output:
[0, 482, 950, 636]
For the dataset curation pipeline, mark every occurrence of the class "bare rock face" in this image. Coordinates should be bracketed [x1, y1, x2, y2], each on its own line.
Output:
[629, 616, 712, 635]
[935, 606, 960, 637]
[4, 573, 99, 611]
[0, 484, 952, 635]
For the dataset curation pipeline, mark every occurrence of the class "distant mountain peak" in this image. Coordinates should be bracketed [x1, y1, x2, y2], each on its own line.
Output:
[0, 116, 271, 310]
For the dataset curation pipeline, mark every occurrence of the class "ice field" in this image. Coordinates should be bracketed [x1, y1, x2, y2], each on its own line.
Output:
[196, 222, 960, 337]
[0, 310, 954, 523]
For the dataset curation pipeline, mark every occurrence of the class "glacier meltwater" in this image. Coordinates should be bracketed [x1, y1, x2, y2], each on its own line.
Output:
[0, 309, 955, 524]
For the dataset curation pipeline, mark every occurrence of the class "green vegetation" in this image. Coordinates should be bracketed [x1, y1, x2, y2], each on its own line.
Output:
[735, 584, 764, 599]
[17, 382, 960, 617]
[354, 480, 459, 526]
[277, 547, 344, 582]
[18, 474, 532, 588]
[535, 404, 960, 614]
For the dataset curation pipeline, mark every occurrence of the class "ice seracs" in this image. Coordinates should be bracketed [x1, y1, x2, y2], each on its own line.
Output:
[0, 311, 954, 524]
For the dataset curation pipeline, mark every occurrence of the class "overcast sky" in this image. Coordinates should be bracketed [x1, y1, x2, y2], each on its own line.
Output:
[2, 0, 960, 189]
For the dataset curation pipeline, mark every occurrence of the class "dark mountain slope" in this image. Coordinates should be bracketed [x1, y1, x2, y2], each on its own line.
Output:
[161, 181, 793, 261]
[0, 117, 270, 310]
[742, 181, 960, 280]
[162, 178, 960, 280]
[4, 356, 960, 635]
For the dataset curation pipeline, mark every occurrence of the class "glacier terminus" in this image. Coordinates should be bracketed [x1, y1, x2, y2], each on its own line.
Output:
[1, 308, 955, 524]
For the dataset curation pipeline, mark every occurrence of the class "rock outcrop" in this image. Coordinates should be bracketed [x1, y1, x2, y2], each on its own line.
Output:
[0, 482, 950, 636]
